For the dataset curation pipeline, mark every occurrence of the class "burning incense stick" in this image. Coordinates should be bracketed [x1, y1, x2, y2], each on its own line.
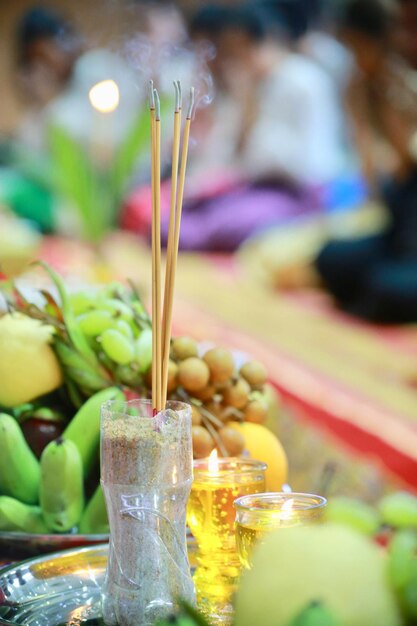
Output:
[161, 87, 195, 407]
[150, 83, 162, 412]
[162, 81, 182, 404]
[153, 89, 162, 412]
[150, 81, 157, 412]
[150, 82, 195, 411]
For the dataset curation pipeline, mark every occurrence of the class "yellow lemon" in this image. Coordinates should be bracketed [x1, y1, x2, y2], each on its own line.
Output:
[229, 421, 288, 491]
[0, 313, 63, 407]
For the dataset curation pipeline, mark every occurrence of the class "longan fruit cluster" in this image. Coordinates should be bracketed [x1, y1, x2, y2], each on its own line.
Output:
[154, 337, 271, 458]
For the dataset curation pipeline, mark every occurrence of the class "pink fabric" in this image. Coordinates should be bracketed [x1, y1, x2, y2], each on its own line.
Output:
[122, 176, 322, 251]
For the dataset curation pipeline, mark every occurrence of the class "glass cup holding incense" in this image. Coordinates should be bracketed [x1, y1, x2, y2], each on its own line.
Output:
[101, 399, 195, 626]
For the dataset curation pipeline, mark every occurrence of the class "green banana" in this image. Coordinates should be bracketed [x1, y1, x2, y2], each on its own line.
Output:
[0, 413, 40, 504]
[40, 438, 84, 532]
[0, 496, 49, 533]
[64, 386, 124, 476]
[288, 601, 341, 626]
[79, 484, 109, 535]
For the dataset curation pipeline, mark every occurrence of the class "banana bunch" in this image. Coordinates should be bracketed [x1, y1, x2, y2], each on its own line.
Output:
[0, 413, 40, 504]
[0, 387, 122, 534]
[2, 262, 152, 404]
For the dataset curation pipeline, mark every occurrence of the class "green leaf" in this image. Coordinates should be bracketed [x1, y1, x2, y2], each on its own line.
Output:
[110, 95, 172, 207]
[179, 600, 212, 626]
[111, 107, 150, 205]
[47, 124, 104, 242]
[35, 262, 99, 368]
[288, 601, 341, 626]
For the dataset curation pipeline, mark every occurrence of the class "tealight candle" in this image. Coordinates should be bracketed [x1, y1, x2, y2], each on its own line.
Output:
[234, 492, 327, 569]
[187, 450, 266, 625]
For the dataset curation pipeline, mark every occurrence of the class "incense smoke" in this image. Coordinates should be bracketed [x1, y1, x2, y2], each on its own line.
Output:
[122, 35, 215, 113]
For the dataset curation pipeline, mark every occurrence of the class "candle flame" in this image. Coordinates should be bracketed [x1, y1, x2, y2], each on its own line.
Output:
[89, 80, 120, 113]
[208, 448, 219, 473]
[281, 498, 295, 516]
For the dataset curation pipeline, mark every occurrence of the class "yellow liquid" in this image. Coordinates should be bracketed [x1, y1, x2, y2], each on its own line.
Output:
[187, 479, 263, 556]
[236, 515, 322, 569]
[187, 478, 265, 623]
[235, 522, 269, 570]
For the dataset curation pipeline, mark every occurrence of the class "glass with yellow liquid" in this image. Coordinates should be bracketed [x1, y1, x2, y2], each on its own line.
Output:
[234, 492, 327, 570]
[187, 456, 266, 625]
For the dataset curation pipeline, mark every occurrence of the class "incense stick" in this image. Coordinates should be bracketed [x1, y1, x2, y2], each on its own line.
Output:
[161, 87, 195, 407]
[149, 81, 157, 412]
[162, 81, 182, 405]
[153, 89, 162, 412]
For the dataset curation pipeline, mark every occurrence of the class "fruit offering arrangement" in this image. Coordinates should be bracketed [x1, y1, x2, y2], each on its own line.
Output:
[159, 336, 272, 459]
[0, 263, 284, 536]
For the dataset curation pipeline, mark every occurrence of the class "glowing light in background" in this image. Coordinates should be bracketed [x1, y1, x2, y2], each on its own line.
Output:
[89, 80, 120, 114]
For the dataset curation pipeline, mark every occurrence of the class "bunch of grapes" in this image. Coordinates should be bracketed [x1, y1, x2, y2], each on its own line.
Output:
[6, 265, 274, 459]
[65, 283, 152, 392]
[145, 337, 271, 458]
[5, 264, 153, 402]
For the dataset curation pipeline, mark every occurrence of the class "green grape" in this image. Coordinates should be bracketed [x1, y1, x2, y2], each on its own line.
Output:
[77, 310, 114, 336]
[100, 329, 135, 365]
[69, 292, 95, 315]
[379, 492, 417, 529]
[135, 328, 153, 373]
[115, 364, 141, 386]
[115, 319, 134, 339]
[402, 561, 417, 619]
[324, 497, 380, 536]
[99, 298, 133, 321]
[388, 529, 417, 590]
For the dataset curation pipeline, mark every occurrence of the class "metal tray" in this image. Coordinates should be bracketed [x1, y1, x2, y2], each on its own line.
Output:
[0, 537, 197, 626]
[0, 544, 107, 626]
[0, 532, 108, 561]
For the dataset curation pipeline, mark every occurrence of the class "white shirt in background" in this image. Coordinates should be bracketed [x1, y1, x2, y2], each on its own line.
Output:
[240, 53, 347, 185]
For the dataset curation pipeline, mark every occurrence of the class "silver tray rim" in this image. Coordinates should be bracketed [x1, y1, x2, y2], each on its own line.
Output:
[0, 531, 109, 543]
[0, 543, 109, 626]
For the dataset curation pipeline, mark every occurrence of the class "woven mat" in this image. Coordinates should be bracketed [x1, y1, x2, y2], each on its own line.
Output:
[172, 254, 417, 492]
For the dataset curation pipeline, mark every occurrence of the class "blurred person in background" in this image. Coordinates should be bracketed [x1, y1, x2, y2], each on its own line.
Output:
[294, 0, 354, 90]
[16, 6, 82, 109]
[138, 0, 187, 49]
[0, 6, 83, 232]
[314, 0, 417, 323]
[166, 2, 347, 251]
[15, 5, 140, 153]
[7, 5, 143, 234]
[394, 0, 417, 70]
[192, 2, 345, 186]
